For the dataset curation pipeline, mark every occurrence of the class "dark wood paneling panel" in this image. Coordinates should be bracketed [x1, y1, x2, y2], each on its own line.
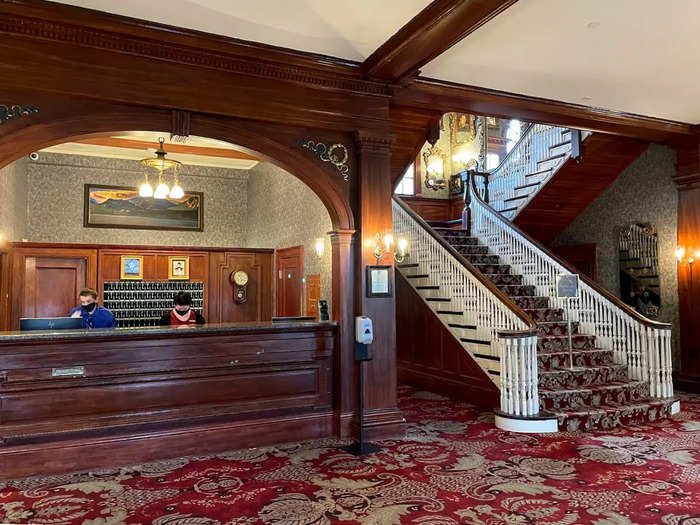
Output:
[9, 247, 97, 330]
[208, 252, 274, 323]
[551, 244, 598, 281]
[396, 271, 499, 407]
[515, 135, 648, 243]
[400, 196, 463, 223]
[0, 324, 335, 477]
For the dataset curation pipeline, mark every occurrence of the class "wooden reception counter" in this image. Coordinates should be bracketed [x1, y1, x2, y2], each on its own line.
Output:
[0, 321, 336, 479]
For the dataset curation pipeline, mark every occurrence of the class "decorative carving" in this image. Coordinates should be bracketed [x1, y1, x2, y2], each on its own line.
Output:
[0, 104, 39, 124]
[299, 139, 350, 181]
[0, 16, 392, 97]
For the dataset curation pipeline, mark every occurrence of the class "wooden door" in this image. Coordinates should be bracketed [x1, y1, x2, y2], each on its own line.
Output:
[23, 257, 87, 318]
[305, 274, 321, 319]
[276, 246, 304, 317]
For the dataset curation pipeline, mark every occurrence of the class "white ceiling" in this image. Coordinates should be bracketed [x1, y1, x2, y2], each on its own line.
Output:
[421, 0, 700, 123]
[52, 0, 431, 61]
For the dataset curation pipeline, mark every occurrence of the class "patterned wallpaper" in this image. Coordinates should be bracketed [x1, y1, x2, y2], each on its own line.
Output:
[24, 153, 249, 246]
[553, 144, 680, 366]
[246, 162, 333, 314]
[0, 157, 27, 242]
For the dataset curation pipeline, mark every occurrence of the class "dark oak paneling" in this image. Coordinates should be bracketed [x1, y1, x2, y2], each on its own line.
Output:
[550, 244, 598, 281]
[400, 196, 463, 223]
[0, 324, 335, 478]
[396, 271, 500, 406]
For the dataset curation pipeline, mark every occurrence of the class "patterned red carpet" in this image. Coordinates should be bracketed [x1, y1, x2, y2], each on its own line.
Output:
[1, 385, 699, 524]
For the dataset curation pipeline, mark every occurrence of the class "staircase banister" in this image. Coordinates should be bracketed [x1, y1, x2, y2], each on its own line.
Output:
[392, 195, 537, 331]
[490, 121, 535, 175]
[466, 173, 672, 330]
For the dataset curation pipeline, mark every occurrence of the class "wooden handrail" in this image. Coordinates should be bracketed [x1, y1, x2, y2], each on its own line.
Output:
[466, 173, 671, 330]
[393, 195, 537, 331]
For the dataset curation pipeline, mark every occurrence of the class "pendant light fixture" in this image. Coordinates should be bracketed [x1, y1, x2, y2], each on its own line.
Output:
[140, 137, 182, 199]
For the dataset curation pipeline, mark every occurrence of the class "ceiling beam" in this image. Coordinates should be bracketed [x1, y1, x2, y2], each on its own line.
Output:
[394, 78, 695, 142]
[75, 137, 260, 160]
[362, 0, 518, 80]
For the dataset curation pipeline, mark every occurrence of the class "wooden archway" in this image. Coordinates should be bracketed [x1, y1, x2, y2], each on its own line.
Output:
[0, 105, 354, 231]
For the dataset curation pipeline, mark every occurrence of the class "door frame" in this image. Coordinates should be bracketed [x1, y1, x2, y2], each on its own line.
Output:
[275, 245, 304, 317]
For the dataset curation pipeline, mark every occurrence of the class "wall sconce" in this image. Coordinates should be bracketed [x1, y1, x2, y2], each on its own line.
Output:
[314, 238, 325, 258]
[676, 247, 685, 263]
[366, 232, 409, 264]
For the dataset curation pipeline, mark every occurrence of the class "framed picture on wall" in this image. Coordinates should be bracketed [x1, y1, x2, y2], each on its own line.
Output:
[84, 184, 204, 232]
[120, 255, 144, 280]
[168, 256, 190, 280]
[366, 265, 392, 298]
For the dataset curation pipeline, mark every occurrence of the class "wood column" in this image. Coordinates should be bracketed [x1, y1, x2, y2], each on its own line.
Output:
[673, 135, 700, 391]
[354, 131, 406, 439]
[329, 229, 357, 437]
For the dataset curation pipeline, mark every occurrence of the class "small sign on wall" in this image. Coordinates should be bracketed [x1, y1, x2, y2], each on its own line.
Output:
[366, 265, 392, 298]
[556, 273, 580, 298]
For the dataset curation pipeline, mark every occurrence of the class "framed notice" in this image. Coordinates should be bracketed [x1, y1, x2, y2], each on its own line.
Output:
[556, 273, 580, 298]
[120, 255, 144, 280]
[168, 256, 190, 280]
[366, 265, 392, 298]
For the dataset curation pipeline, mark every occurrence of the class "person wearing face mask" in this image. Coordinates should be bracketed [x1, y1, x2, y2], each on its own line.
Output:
[159, 291, 205, 326]
[69, 288, 117, 329]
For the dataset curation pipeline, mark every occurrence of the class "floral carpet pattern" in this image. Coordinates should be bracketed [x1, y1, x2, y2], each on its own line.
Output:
[1, 385, 699, 524]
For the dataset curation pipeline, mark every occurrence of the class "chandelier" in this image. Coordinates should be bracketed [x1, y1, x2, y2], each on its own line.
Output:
[139, 137, 184, 199]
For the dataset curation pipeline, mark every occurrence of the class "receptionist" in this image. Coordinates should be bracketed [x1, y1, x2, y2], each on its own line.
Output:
[160, 291, 205, 326]
[69, 288, 117, 328]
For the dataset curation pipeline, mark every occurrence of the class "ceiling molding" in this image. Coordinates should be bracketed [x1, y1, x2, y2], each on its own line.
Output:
[75, 137, 260, 161]
[395, 77, 695, 142]
[362, 0, 518, 80]
[0, 0, 392, 98]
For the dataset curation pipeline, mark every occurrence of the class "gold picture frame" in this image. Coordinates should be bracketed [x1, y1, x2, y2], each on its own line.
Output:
[168, 256, 190, 280]
[120, 255, 144, 280]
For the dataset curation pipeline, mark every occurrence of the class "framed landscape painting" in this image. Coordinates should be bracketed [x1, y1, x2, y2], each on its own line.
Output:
[84, 184, 203, 231]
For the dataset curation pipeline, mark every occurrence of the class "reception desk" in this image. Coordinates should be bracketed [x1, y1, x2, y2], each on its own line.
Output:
[0, 321, 336, 479]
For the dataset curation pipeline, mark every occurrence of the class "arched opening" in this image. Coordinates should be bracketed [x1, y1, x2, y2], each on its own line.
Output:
[0, 128, 337, 327]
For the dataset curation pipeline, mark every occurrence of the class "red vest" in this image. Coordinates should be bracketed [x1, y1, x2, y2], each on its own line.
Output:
[170, 309, 196, 326]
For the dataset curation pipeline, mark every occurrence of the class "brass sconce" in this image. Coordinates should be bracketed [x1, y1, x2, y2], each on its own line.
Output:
[367, 232, 409, 264]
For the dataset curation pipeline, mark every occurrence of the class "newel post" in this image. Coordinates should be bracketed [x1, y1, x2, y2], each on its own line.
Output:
[461, 170, 471, 231]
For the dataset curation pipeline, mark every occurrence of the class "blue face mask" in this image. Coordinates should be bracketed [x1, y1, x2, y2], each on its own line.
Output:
[81, 303, 98, 313]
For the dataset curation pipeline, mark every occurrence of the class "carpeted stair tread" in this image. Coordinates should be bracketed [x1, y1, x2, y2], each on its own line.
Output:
[536, 321, 580, 336]
[539, 381, 651, 410]
[538, 349, 614, 370]
[539, 364, 628, 388]
[484, 274, 523, 285]
[550, 398, 677, 432]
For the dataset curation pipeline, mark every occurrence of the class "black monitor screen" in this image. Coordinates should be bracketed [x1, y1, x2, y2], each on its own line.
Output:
[20, 317, 84, 331]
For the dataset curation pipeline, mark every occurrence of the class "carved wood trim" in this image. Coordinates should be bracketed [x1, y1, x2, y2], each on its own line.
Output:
[0, 11, 393, 97]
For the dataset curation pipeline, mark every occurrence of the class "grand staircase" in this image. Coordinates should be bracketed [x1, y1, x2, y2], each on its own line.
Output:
[393, 173, 679, 433]
[427, 227, 675, 431]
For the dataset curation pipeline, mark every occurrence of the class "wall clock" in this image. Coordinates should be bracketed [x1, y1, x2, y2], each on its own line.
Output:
[230, 270, 249, 304]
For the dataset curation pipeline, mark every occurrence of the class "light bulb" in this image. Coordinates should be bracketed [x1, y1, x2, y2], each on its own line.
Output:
[139, 182, 153, 197]
[383, 233, 394, 252]
[314, 238, 325, 258]
[398, 237, 408, 255]
[676, 247, 685, 262]
[169, 184, 184, 199]
[154, 183, 170, 199]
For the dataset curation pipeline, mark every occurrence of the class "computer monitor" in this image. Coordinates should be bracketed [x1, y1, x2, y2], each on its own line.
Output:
[20, 317, 84, 331]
